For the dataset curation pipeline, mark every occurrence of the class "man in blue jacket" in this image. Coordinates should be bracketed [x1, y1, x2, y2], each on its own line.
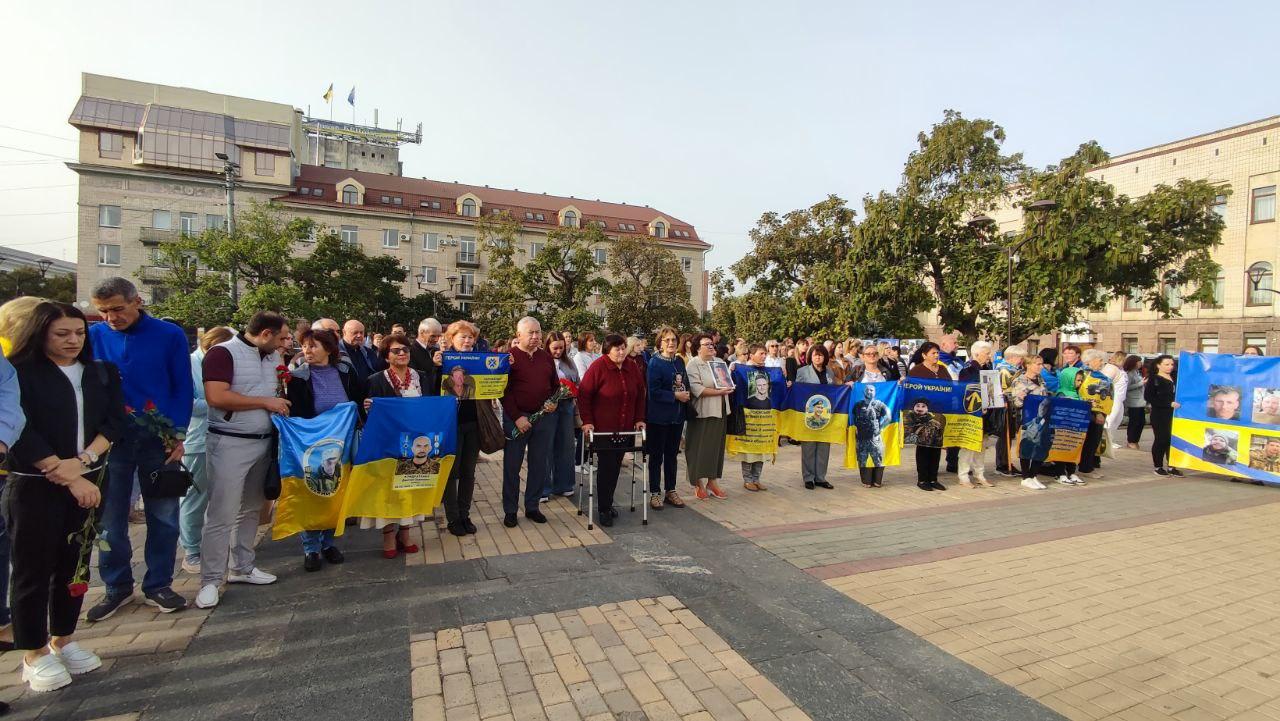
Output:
[339, 319, 385, 380]
[87, 278, 193, 620]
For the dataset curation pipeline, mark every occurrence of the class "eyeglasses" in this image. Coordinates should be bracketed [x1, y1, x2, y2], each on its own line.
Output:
[699, 342, 715, 348]
[387, 347, 409, 355]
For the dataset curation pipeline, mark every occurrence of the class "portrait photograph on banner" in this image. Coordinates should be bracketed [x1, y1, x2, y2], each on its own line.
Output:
[845, 381, 903, 468]
[271, 402, 359, 540]
[900, 379, 982, 451]
[1020, 395, 1092, 464]
[439, 351, 510, 400]
[726, 364, 787, 456]
[1171, 351, 1280, 485]
[777, 383, 849, 445]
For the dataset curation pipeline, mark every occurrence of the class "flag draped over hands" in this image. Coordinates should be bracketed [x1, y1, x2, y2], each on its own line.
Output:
[271, 402, 358, 539]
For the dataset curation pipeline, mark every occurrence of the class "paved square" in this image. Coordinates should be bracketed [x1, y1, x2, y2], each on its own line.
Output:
[411, 597, 813, 721]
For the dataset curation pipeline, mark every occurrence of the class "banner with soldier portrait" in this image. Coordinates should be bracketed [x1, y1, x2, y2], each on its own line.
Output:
[726, 364, 787, 455]
[440, 351, 510, 400]
[900, 379, 982, 452]
[776, 383, 850, 445]
[1171, 352, 1280, 485]
[844, 381, 903, 468]
[271, 402, 358, 540]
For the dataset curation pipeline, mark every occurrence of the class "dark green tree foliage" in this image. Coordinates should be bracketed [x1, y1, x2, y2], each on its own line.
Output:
[0, 267, 75, 303]
[604, 234, 699, 335]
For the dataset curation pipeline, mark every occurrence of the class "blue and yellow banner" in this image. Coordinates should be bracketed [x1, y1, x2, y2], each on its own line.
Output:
[440, 351, 509, 400]
[340, 396, 458, 530]
[1020, 395, 1091, 463]
[271, 402, 358, 540]
[1171, 352, 1280, 484]
[845, 381, 903, 468]
[777, 383, 849, 444]
[726, 365, 787, 455]
[900, 379, 982, 451]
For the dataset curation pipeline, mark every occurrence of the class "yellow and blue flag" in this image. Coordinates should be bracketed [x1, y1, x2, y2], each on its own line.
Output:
[440, 351, 510, 400]
[1171, 351, 1280, 484]
[271, 402, 358, 540]
[726, 364, 786, 455]
[901, 379, 982, 451]
[777, 383, 849, 444]
[340, 396, 457, 530]
[1020, 395, 1091, 463]
[845, 381, 903, 468]
[323, 83, 333, 103]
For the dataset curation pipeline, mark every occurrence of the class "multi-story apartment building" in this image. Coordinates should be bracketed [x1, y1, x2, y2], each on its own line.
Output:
[66, 73, 709, 318]
[935, 114, 1279, 355]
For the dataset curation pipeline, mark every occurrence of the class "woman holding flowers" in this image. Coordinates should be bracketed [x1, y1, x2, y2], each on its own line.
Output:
[6, 302, 126, 692]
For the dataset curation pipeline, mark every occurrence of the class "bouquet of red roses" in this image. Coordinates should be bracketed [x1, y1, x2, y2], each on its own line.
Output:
[276, 364, 290, 398]
[508, 378, 578, 439]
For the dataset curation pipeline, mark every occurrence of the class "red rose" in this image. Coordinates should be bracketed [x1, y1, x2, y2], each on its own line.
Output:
[124, 405, 135, 414]
[67, 582, 89, 598]
[144, 400, 157, 412]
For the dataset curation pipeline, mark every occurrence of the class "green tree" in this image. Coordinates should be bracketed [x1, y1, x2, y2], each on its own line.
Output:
[290, 232, 407, 328]
[470, 213, 532, 340]
[522, 224, 610, 332]
[148, 244, 235, 327]
[0, 267, 75, 303]
[604, 234, 699, 335]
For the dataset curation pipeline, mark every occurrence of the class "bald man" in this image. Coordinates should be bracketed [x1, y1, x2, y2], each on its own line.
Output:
[500, 316, 558, 527]
[339, 319, 385, 379]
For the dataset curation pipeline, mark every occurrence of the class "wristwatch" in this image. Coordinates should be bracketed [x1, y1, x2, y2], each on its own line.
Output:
[79, 449, 99, 466]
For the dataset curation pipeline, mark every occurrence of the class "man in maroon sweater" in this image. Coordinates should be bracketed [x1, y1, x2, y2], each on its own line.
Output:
[500, 317, 559, 527]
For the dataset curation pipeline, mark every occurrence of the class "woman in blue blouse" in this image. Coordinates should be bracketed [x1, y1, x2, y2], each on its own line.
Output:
[645, 326, 689, 510]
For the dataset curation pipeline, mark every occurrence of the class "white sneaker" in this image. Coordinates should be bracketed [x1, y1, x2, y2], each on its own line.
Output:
[1056, 475, 1073, 485]
[50, 641, 101, 675]
[1033, 479, 1048, 490]
[195, 583, 220, 609]
[22, 653, 71, 692]
[1069, 474, 1086, 485]
[227, 567, 277, 585]
[1021, 478, 1042, 490]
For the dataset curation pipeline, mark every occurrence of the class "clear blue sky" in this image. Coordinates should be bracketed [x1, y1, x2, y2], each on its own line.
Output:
[2, 0, 1276, 268]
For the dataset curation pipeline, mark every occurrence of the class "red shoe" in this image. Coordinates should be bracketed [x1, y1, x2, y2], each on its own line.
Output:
[382, 548, 399, 559]
[400, 542, 419, 554]
[707, 481, 728, 500]
[694, 485, 709, 500]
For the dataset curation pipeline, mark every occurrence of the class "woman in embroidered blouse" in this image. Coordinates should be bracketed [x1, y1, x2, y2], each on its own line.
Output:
[362, 333, 424, 558]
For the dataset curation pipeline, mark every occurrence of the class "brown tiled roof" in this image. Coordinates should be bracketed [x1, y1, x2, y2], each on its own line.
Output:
[283, 165, 707, 248]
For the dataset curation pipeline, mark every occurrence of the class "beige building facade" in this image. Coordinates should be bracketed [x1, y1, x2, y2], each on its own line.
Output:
[955, 115, 1279, 355]
[67, 73, 709, 319]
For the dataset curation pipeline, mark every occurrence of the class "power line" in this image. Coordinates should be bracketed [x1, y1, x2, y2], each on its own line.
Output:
[0, 124, 78, 144]
[0, 183, 76, 192]
[0, 144, 76, 161]
[0, 210, 75, 217]
[0, 234, 76, 249]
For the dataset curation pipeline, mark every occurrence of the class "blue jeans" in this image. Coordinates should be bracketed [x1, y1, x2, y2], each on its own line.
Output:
[178, 452, 208, 557]
[547, 401, 577, 495]
[0, 477, 9, 626]
[502, 414, 554, 515]
[100, 426, 180, 596]
[300, 529, 336, 554]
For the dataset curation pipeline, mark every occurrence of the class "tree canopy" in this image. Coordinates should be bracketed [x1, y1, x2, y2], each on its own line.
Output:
[604, 234, 699, 335]
[0, 267, 75, 304]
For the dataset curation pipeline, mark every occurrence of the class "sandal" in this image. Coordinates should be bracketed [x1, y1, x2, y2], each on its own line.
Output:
[743, 482, 761, 492]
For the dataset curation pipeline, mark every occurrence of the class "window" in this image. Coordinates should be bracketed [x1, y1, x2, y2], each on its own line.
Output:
[1158, 335, 1178, 355]
[382, 229, 400, 248]
[206, 214, 225, 231]
[681, 256, 692, 272]
[340, 225, 358, 246]
[458, 272, 475, 295]
[1124, 288, 1143, 311]
[653, 221, 666, 238]
[593, 248, 607, 265]
[152, 210, 172, 230]
[380, 195, 390, 204]
[98, 205, 121, 228]
[423, 233, 439, 252]
[534, 213, 545, 222]
[563, 210, 577, 227]
[1163, 284, 1182, 310]
[1212, 194, 1228, 219]
[1122, 335, 1139, 354]
[1245, 334, 1268, 355]
[180, 212, 197, 236]
[1203, 275, 1225, 309]
[525, 212, 534, 220]
[97, 243, 120, 266]
[299, 187, 310, 195]
[459, 237, 477, 261]
[432, 201, 441, 210]
[597, 220, 608, 229]
[342, 185, 359, 204]
[392, 197, 403, 206]
[1248, 261, 1274, 306]
[530, 242, 543, 259]
[1253, 186, 1277, 223]
[98, 131, 123, 158]
[491, 208, 503, 216]
[461, 198, 477, 217]
[311, 188, 322, 197]
[255, 151, 275, 176]
[458, 301, 471, 314]
[685, 283, 693, 297]
[422, 266, 437, 284]
[1199, 334, 1220, 354]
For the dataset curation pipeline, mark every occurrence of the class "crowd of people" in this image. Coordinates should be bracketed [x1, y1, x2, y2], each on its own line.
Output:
[0, 274, 1229, 699]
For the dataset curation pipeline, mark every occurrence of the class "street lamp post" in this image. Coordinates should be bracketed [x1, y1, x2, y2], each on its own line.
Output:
[417, 274, 458, 316]
[969, 199, 1057, 348]
[215, 152, 241, 305]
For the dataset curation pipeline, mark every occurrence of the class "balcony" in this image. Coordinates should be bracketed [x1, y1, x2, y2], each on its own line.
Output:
[456, 251, 480, 268]
[455, 285, 475, 299]
[139, 227, 181, 245]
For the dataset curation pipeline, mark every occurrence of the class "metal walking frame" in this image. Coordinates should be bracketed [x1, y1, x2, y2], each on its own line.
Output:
[577, 429, 648, 530]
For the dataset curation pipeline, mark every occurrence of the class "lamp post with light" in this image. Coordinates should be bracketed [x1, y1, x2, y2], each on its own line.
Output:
[417, 273, 458, 317]
[968, 199, 1058, 347]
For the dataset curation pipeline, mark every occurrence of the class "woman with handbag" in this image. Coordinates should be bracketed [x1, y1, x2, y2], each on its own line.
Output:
[286, 328, 366, 571]
[7, 302, 127, 692]
[429, 321, 488, 537]
[685, 333, 732, 500]
[362, 333, 424, 558]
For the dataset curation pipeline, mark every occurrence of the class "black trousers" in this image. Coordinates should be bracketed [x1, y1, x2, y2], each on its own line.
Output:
[1126, 407, 1147, 444]
[3, 476, 92, 650]
[443, 422, 480, 525]
[592, 435, 629, 512]
[1150, 407, 1174, 468]
[1020, 458, 1043, 479]
[1078, 421, 1105, 473]
[916, 446, 942, 484]
[945, 446, 959, 472]
[859, 466, 885, 486]
[994, 409, 1014, 472]
[646, 422, 681, 493]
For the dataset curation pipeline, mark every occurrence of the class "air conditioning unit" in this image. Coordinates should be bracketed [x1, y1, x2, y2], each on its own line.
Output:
[399, 233, 411, 243]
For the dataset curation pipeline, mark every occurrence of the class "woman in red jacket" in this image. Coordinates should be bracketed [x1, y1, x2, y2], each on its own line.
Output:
[578, 334, 647, 527]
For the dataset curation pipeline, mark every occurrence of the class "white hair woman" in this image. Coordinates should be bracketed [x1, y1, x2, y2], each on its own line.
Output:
[956, 340, 994, 488]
